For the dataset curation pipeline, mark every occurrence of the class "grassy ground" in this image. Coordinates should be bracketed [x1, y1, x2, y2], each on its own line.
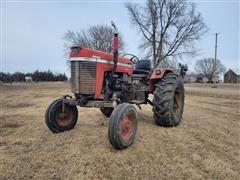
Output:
[0, 82, 239, 179]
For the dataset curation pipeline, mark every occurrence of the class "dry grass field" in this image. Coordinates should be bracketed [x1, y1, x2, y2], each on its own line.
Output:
[0, 82, 239, 179]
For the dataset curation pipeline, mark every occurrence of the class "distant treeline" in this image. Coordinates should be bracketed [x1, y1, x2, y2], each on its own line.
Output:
[0, 70, 68, 83]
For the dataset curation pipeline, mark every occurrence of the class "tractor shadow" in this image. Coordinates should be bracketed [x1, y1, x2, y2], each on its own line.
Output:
[137, 111, 155, 126]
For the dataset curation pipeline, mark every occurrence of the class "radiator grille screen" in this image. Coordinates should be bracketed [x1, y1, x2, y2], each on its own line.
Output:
[70, 61, 96, 94]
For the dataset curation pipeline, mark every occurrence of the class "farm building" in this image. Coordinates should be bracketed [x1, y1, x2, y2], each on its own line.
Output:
[224, 69, 240, 83]
[25, 76, 33, 83]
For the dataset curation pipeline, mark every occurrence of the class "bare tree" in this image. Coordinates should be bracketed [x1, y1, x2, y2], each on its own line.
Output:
[195, 58, 226, 82]
[126, 0, 208, 68]
[158, 58, 178, 70]
[63, 24, 125, 53]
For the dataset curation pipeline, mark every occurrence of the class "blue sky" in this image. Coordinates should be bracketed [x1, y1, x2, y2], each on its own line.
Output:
[1, 0, 239, 76]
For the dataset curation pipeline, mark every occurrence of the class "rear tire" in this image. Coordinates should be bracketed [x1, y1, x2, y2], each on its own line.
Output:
[100, 107, 114, 118]
[45, 99, 78, 133]
[108, 103, 138, 150]
[152, 73, 185, 127]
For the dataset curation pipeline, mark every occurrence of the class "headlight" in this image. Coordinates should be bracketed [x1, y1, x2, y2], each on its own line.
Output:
[155, 69, 161, 75]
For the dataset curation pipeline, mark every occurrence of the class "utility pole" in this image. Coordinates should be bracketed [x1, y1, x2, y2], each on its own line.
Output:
[214, 33, 219, 82]
[214, 33, 219, 63]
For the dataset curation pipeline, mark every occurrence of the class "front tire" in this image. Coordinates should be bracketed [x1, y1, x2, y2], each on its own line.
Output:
[152, 73, 185, 127]
[108, 103, 138, 150]
[45, 99, 78, 133]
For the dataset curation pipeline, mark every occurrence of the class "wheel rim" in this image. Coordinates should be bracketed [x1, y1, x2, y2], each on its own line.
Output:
[55, 107, 73, 127]
[120, 114, 134, 140]
[173, 88, 182, 117]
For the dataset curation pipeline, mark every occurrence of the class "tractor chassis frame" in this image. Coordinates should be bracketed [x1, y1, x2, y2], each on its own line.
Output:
[61, 94, 153, 112]
[62, 95, 116, 109]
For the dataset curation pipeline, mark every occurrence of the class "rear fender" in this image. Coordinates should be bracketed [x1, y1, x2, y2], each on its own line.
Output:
[148, 68, 173, 93]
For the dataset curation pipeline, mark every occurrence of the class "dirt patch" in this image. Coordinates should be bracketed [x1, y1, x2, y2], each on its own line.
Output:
[0, 83, 239, 179]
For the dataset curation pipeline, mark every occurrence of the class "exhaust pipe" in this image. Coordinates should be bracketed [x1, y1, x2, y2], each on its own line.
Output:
[110, 21, 119, 80]
[105, 21, 119, 100]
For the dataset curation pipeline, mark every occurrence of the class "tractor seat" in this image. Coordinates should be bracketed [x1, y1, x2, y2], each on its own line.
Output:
[133, 60, 151, 74]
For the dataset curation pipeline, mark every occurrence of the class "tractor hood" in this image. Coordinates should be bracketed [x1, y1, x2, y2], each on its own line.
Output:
[69, 47, 132, 65]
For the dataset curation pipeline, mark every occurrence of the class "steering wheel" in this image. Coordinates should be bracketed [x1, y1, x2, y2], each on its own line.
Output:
[122, 54, 140, 64]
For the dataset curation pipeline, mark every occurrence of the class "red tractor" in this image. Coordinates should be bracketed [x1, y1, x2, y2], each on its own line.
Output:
[45, 22, 187, 150]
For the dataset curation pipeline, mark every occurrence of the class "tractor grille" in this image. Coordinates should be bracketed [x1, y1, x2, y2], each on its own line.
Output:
[70, 61, 96, 94]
